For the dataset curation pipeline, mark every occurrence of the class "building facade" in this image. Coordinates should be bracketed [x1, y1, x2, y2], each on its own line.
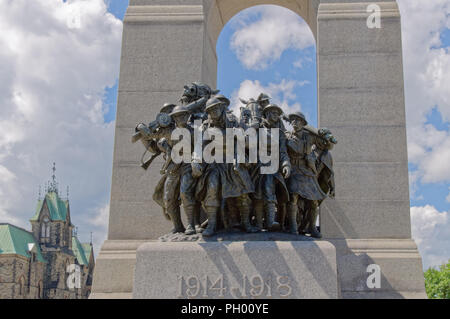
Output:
[0, 187, 94, 299]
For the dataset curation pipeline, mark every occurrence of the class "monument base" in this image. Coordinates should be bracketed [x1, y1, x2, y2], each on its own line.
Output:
[90, 238, 426, 299]
[133, 241, 339, 299]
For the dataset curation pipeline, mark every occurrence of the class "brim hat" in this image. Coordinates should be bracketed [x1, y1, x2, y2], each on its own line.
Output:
[288, 112, 308, 125]
[257, 93, 271, 102]
[205, 97, 225, 112]
[169, 105, 189, 117]
[213, 94, 230, 108]
[160, 103, 176, 114]
[262, 104, 283, 116]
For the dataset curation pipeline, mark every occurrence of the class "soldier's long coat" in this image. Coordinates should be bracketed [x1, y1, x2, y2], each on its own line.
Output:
[250, 119, 290, 203]
[195, 116, 254, 207]
[286, 129, 327, 201]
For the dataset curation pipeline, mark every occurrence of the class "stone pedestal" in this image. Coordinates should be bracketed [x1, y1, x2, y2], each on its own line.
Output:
[133, 241, 339, 299]
[91, 237, 425, 299]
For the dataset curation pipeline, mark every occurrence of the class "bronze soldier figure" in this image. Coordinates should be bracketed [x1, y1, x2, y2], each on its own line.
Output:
[250, 104, 291, 231]
[315, 128, 337, 201]
[134, 104, 186, 233]
[285, 112, 327, 236]
[133, 83, 339, 240]
[239, 107, 252, 129]
[194, 97, 258, 237]
[169, 105, 202, 235]
[299, 128, 337, 238]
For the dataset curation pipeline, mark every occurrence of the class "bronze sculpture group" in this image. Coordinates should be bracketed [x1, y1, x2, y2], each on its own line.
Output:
[133, 83, 337, 239]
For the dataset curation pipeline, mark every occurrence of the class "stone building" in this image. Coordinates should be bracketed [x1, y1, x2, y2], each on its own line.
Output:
[0, 170, 94, 299]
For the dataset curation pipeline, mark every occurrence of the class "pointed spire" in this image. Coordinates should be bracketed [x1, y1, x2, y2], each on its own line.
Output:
[48, 162, 59, 194]
[38, 185, 41, 200]
[52, 162, 56, 183]
[90, 232, 93, 246]
[66, 186, 70, 201]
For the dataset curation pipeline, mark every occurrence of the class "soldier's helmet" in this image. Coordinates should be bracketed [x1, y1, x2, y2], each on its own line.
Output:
[160, 103, 176, 114]
[213, 94, 231, 108]
[169, 105, 190, 118]
[288, 112, 308, 125]
[205, 97, 225, 113]
[257, 93, 271, 103]
[262, 104, 283, 116]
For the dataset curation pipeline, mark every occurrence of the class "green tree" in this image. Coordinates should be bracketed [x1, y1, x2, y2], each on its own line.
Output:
[424, 260, 450, 299]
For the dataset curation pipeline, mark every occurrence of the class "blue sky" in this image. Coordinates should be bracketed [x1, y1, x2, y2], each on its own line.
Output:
[0, 0, 448, 270]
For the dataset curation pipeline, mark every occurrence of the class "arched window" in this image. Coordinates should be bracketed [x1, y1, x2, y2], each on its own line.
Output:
[37, 281, 43, 299]
[41, 217, 50, 239]
[18, 276, 25, 296]
[64, 259, 70, 288]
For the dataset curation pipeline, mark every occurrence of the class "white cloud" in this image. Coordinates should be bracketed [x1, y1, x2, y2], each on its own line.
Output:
[86, 203, 110, 255]
[408, 170, 422, 200]
[88, 203, 110, 229]
[230, 5, 315, 70]
[293, 56, 313, 69]
[411, 205, 450, 269]
[397, 0, 450, 184]
[0, 0, 122, 247]
[229, 79, 309, 120]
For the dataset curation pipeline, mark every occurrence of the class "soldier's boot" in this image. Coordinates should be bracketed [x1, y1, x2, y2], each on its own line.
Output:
[278, 203, 287, 232]
[168, 208, 185, 233]
[298, 209, 308, 234]
[266, 203, 281, 232]
[287, 203, 299, 235]
[194, 203, 204, 233]
[307, 208, 322, 238]
[202, 206, 218, 237]
[184, 205, 196, 235]
[239, 203, 260, 233]
[254, 200, 265, 230]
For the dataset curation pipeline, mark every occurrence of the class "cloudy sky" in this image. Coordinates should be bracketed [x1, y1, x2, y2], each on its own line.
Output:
[0, 0, 448, 270]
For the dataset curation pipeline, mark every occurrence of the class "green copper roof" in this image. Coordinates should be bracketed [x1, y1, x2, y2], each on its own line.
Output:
[72, 236, 88, 266]
[81, 243, 93, 262]
[0, 224, 46, 263]
[30, 191, 69, 222]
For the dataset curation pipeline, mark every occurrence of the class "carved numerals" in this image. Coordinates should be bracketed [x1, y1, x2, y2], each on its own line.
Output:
[177, 273, 292, 298]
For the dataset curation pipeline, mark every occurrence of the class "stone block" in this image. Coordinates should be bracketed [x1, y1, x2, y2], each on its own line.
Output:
[91, 240, 146, 298]
[333, 162, 410, 201]
[118, 56, 204, 92]
[110, 162, 164, 202]
[318, 11, 402, 55]
[121, 23, 204, 59]
[329, 239, 426, 298]
[116, 91, 181, 127]
[133, 241, 338, 299]
[319, 53, 404, 90]
[327, 125, 408, 163]
[318, 87, 406, 127]
[320, 199, 411, 239]
[108, 200, 169, 239]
